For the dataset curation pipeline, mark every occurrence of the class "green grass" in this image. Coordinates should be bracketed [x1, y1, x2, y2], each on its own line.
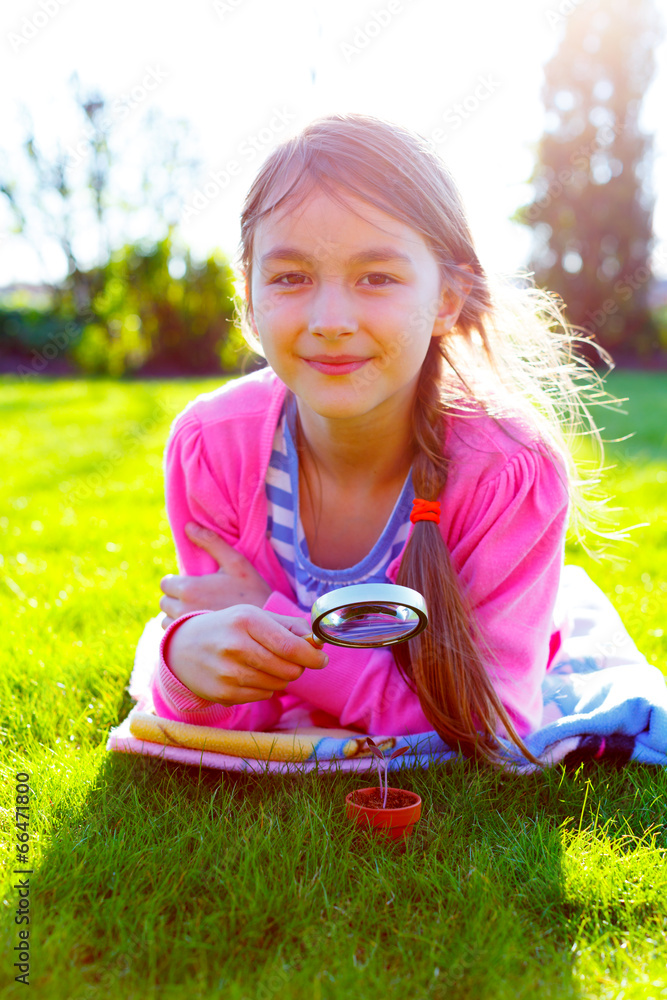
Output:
[1, 370, 666, 1000]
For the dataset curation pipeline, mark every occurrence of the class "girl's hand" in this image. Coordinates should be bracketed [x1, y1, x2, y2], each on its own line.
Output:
[159, 522, 272, 630]
[166, 605, 328, 705]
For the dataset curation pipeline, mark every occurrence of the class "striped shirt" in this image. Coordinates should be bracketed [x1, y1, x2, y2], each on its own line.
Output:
[265, 392, 415, 615]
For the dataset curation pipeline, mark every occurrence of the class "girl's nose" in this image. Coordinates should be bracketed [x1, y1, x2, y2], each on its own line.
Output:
[307, 280, 359, 338]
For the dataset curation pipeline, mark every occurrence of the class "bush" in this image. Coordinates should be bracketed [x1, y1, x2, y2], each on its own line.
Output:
[1, 236, 262, 378]
[67, 236, 254, 377]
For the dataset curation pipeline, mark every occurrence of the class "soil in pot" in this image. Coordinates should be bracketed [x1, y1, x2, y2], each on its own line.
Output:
[349, 788, 416, 809]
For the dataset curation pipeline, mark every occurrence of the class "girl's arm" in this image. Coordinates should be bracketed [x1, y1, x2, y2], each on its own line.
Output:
[148, 410, 284, 729]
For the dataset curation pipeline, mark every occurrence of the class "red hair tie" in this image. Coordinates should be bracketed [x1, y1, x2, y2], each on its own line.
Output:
[410, 498, 440, 525]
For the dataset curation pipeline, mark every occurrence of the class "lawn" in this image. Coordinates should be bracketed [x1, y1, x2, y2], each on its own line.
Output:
[1, 369, 666, 1000]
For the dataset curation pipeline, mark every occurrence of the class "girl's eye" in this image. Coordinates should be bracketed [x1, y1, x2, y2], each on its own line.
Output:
[274, 273, 308, 285]
[360, 273, 395, 286]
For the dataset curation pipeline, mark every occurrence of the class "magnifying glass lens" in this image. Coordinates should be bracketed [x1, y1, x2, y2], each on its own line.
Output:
[310, 583, 428, 648]
[318, 602, 421, 646]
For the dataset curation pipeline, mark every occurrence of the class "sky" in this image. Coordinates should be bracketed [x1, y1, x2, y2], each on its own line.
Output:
[1, 0, 666, 286]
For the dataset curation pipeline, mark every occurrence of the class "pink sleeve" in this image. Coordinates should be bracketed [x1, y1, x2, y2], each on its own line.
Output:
[149, 413, 282, 729]
[164, 411, 240, 576]
[272, 441, 569, 738]
[150, 610, 283, 730]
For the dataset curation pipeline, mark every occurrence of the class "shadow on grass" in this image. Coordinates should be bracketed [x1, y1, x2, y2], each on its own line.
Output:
[15, 751, 664, 999]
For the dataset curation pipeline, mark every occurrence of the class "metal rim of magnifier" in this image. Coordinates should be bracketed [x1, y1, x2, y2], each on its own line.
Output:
[311, 583, 428, 648]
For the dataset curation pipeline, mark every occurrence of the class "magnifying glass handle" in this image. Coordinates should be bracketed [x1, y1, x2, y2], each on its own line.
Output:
[303, 632, 325, 649]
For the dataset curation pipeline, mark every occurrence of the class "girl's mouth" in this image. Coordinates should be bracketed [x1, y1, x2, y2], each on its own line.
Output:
[304, 359, 371, 375]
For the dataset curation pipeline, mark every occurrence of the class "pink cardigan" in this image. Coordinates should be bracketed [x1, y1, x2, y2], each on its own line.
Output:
[150, 365, 570, 737]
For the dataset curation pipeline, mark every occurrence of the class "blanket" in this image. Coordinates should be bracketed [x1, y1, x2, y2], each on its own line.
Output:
[106, 565, 667, 774]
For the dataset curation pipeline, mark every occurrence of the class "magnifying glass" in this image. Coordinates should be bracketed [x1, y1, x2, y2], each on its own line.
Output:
[304, 583, 428, 649]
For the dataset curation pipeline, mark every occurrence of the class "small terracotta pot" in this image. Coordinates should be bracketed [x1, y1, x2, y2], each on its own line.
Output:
[345, 786, 422, 842]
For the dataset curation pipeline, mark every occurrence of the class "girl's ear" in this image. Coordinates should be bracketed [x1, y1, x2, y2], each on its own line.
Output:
[433, 264, 474, 334]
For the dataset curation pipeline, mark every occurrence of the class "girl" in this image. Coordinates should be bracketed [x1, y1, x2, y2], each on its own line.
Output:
[151, 112, 623, 766]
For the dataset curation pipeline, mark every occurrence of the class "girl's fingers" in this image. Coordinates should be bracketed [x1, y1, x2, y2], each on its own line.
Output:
[159, 594, 182, 619]
[184, 522, 233, 568]
[160, 574, 184, 598]
[185, 524, 268, 592]
[243, 612, 328, 675]
[231, 665, 295, 693]
[229, 685, 281, 703]
[265, 612, 312, 636]
[234, 642, 311, 685]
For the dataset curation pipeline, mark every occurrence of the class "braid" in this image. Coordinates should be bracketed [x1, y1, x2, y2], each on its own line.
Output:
[394, 340, 542, 767]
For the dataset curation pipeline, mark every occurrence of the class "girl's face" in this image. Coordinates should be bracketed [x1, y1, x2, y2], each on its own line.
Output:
[248, 186, 459, 423]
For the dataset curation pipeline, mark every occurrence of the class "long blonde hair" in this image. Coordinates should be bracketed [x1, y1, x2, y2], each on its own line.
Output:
[234, 111, 627, 766]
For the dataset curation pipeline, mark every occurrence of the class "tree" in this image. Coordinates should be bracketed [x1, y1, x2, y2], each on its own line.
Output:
[0, 76, 257, 376]
[515, 0, 662, 361]
[2, 75, 199, 307]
